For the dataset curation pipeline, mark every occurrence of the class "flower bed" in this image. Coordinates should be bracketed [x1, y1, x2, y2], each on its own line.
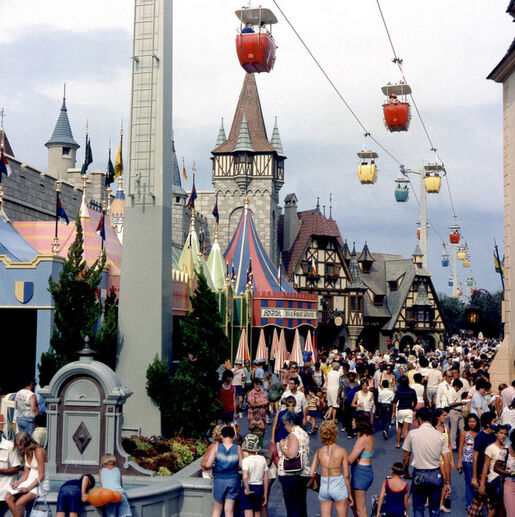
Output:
[122, 435, 208, 476]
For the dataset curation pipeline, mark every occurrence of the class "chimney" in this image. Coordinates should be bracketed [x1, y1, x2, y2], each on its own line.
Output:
[283, 193, 301, 251]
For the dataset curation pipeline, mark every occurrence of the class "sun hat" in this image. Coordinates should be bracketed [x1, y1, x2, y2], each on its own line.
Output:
[242, 433, 261, 452]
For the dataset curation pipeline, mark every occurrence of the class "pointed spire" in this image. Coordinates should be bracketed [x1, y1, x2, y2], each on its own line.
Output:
[79, 175, 90, 219]
[234, 113, 254, 152]
[347, 241, 367, 290]
[358, 241, 375, 264]
[171, 138, 186, 196]
[212, 73, 276, 153]
[342, 239, 351, 264]
[270, 116, 285, 157]
[45, 87, 80, 149]
[216, 117, 227, 146]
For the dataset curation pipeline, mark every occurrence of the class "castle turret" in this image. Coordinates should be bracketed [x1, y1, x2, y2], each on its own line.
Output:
[45, 94, 80, 180]
[211, 73, 285, 263]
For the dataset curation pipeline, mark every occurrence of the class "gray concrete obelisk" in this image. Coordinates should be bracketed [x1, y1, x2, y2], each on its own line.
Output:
[117, 0, 173, 436]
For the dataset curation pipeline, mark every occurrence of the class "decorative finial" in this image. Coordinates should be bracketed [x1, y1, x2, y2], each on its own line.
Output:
[78, 335, 96, 360]
[323, 205, 326, 217]
[63, 83, 66, 101]
[106, 187, 112, 213]
[244, 195, 250, 210]
[329, 193, 332, 219]
[79, 175, 90, 219]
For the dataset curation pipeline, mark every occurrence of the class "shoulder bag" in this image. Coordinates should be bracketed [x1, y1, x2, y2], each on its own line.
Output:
[282, 434, 303, 473]
[30, 481, 51, 517]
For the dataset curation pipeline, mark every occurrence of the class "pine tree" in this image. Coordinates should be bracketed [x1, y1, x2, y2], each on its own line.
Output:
[146, 272, 229, 436]
[39, 216, 107, 385]
[94, 287, 119, 369]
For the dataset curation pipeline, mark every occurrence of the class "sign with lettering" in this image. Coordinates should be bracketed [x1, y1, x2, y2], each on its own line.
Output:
[261, 307, 317, 320]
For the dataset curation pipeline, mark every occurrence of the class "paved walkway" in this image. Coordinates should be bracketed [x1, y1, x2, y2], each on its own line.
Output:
[238, 413, 469, 517]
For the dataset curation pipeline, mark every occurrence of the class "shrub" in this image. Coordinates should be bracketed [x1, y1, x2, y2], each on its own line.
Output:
[121, 435, 206, 475]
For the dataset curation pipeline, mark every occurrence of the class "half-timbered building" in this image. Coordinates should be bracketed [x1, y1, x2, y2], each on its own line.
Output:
[359, 245, 447, 351]
[279, 195, 365, 349]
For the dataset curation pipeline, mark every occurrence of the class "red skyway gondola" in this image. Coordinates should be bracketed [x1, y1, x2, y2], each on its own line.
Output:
[381, 82, 412, 132]
[235, 7, 278, 74]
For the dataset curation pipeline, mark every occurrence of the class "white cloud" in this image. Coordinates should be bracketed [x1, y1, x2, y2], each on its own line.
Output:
[0, 0, 132, 43]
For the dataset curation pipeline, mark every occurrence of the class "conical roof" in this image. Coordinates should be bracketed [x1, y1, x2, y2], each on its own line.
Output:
[171, 139, 186, 197]
[270, 117, 286, 157]
[233, 113, 254, 152]
[178, 213, 215, 289]
[111, 177, 125, 216]
[207, 236, 226, 291]
[224, 202, 295, 296]
[413, 282, 432, 306]
[347, 243, 367, 290]
[342, 239, 351, 263]
[412, 244, 423, 257]
[212, 74, 276, 154]
[45, 97, 79, 149]
[216, 118, 227, 146]
[358, 241, 375, 264]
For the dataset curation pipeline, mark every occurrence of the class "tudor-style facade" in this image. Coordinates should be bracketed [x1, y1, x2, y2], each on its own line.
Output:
[360, 246, 447, 351]
[279, 197, 365, 349]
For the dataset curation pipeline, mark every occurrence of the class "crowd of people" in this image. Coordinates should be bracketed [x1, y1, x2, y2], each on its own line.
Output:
[0, 378, 131, 517]
[214, 336, 515, 516]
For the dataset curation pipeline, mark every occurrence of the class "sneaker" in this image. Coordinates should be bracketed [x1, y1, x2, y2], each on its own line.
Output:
[383, 430, 388, 440]
[239, 412, 243, 419]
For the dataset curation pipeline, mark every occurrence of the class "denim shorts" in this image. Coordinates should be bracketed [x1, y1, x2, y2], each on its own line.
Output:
[351, 464, 374, 491]
[213, 477, 240, 502]
[318, 475, 348, 502]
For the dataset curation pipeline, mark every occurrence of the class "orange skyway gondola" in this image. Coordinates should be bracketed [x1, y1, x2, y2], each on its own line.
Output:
[381, 83, 412, 132]
[235, 7, 278, 74]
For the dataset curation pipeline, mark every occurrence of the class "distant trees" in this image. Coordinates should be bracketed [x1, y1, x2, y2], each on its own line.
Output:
[438, 290, 503, 339]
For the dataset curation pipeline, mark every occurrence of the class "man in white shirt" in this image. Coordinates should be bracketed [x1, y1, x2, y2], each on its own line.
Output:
[447, 379, 465, 450]
[425, 361, 443, 407]
[280, 377, 308, 425]
[435, 370, 454, 409]
[0, 423, 22, 517]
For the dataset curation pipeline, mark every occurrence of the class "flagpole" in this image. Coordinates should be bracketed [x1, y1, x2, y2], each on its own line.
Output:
[52, 181, 61, 254]
[494, 238, 505, 292]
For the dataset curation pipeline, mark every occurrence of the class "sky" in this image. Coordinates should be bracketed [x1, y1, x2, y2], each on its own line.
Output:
[1, 0, 512, 296]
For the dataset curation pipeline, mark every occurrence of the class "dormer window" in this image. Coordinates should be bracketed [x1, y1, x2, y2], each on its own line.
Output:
[235, 152, 252, 165]
[388, 280, 398, 291]
[62, 147, 71, 157]
[373, 294, 384, 306]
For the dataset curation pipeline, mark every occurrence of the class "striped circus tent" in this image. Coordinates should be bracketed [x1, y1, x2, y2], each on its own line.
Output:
[304, 329, 317, 362]
[270, 328, 279, 360]
[290, 328, 304, 366]
[274, 328, 288, 374]
[255, 328, 268, 362]
[235, 328, 250, 363]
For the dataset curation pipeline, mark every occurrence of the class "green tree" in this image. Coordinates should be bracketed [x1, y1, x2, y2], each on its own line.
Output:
[39, 216, 110, 385]
[146, 272, 229, 437]
[437, 293, 466, 336]
[94, 287, 119, 369]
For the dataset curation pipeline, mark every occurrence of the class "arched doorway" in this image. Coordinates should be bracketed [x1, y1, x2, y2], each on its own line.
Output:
[399, 334, 414, 352]
[421, 334, 436, 352]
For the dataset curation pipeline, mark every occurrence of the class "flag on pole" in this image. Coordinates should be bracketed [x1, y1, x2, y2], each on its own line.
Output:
[105, 148, 115, 186]
[96, 212, 106, 241]
[182, 159, 188, 181]
[187, 181, 197, 210]
[0, 149, 12, 178]
[80, 135, 93, 175]
[114, 134, 123, 178]
[212, 196, 219, 223]
[311, 256, 317, 276]
[56, 193, 69, 225]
